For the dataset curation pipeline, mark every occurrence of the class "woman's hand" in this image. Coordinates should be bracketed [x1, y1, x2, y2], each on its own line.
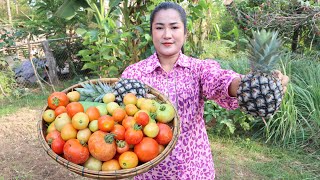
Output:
[273, 70, 290, 93]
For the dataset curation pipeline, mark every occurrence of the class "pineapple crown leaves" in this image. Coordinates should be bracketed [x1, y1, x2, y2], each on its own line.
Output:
[248, 29, 283, 73]
[75, 80, 113, 102]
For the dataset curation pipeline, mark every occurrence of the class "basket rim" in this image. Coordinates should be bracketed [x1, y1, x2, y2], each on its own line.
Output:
[38, 78, 181, 179]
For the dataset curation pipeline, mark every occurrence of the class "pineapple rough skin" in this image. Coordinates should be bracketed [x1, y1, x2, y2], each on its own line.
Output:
[237, 73, 283, 118]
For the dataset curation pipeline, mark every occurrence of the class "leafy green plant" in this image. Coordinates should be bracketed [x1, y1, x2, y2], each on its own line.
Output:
[56, 0, 154, 77]
[204, 100, 254, 135]
[0, 67, 16, 99]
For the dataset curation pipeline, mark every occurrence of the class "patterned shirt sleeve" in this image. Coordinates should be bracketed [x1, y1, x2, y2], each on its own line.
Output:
[198, 59, 240, 110]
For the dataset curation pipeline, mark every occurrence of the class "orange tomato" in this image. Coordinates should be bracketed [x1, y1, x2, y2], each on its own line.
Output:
[121, 116, 136, 130]
[88, 131, 117, 161]
[118, 151, 138, 169]
[101, 159, 121, 171]
[61, 123, 77, 141]
[125, 104, 139, 116]
[55, 106, 67, 116]
[98, 115, 115, 132]
[85, 106, 101, 121]
[112, 108, 126, 122]
[123, 93, 137, 105]
[66, 102, 84, 117]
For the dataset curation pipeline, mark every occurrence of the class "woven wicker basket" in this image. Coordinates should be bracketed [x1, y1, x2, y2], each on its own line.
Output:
[37, 78, 180, 179]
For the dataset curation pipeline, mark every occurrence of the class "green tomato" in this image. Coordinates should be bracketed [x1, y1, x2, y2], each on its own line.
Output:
[84, 156, 102, 171]
[89, 120, 99, 132]
[155, 104, 175, 123]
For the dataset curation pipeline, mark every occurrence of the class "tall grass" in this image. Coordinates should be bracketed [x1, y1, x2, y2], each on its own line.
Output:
[254, 54, 320, 148]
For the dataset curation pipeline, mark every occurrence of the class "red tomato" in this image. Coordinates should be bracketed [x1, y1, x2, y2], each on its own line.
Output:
[66, 102, 84, 117]
[122, 116, 136, 130]
[63, 139, 89, 164]
[134, 137, 159, 162]
[98, 115, 115, 132]
[111, 124, 125, 140]
[51, 138, 65, 155]
[47, 92, 69, 110]
[134, 111, 149, 126]
[124, 125, 143, 145]
[154, 123, 173, 145]
[45, 130, 61, 145]
[55, 106, 67, 116]
[116, 140, 130, 154]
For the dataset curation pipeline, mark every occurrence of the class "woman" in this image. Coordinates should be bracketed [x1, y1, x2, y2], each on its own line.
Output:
[121, 2, 289, 179]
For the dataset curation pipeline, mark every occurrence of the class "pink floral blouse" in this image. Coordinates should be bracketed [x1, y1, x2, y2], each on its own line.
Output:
[121, 52, 240, 179]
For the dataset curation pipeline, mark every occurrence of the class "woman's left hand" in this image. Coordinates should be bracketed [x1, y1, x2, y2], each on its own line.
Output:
[273, 70, 290, 93]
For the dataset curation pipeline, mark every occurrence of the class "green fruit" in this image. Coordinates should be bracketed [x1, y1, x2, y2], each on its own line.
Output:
[96, 104, 108, 116]
[89, 120, 99, 132]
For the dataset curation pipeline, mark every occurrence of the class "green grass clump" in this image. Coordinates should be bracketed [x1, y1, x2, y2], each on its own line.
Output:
[0, 93, 48, 117]
[209, 134, 320, 179]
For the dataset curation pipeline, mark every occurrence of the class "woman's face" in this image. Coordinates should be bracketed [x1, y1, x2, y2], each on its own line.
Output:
[152, 9, 186, 57]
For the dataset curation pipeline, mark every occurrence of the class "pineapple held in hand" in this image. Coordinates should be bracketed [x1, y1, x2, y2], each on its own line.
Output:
[237, 29, 283, 118]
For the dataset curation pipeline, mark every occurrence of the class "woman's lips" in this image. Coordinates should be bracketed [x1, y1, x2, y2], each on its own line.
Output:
[162, 43, 173, 46]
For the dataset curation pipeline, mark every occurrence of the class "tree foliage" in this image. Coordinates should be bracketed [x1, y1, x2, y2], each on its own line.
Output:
[225, 0, 320, 53]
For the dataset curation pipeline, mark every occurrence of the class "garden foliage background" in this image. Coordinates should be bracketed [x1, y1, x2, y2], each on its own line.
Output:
[1, 0, 320, 153]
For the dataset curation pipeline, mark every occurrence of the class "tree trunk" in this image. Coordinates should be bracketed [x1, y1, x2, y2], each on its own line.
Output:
[14, 0, 18, 15]
[6, 0, 12, 24]
[291, 27, 300, 52]
[42, 41, 60, 85]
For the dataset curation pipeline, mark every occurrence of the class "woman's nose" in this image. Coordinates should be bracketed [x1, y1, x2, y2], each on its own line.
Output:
[163, 28, 172, 39]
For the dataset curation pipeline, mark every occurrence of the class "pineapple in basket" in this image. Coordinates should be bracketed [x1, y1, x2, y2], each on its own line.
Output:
[237, 29, 283, 118]
[75, 79, 148, 104]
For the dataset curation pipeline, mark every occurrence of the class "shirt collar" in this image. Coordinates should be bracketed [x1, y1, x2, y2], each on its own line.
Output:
[145, 51, 191, 74]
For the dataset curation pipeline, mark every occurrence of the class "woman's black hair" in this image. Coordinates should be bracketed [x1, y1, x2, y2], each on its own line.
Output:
[150, 2, 187, 34]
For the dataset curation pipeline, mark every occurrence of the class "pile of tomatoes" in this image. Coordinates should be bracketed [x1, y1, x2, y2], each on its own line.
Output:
[43, 90, 176, 171]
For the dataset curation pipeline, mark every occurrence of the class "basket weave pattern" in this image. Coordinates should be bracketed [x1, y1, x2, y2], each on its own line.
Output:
[37, 78, 180, 179]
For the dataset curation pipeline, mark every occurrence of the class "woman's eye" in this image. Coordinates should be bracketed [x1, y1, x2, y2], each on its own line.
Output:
[172, 26, 179, 29]
[156, 27, 163, 30]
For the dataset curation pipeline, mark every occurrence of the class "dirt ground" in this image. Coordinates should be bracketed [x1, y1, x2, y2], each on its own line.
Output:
[0, 107, 88, 180]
